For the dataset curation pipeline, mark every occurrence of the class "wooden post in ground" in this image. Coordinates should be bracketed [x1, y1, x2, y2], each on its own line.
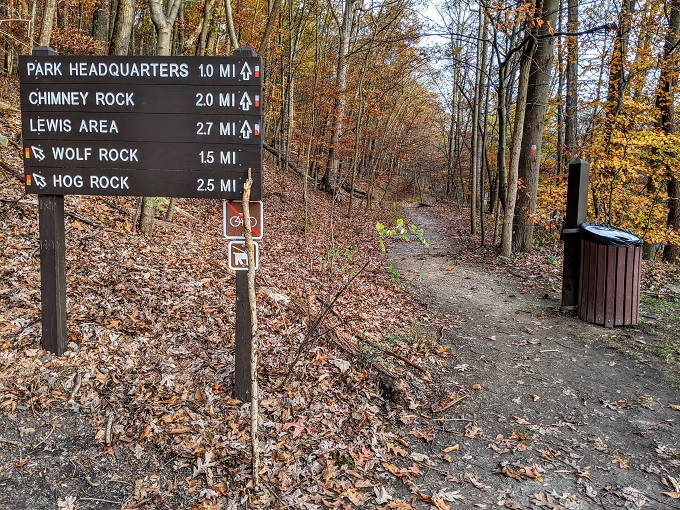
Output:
[233, 44, 259, 402]
[32, 46, 68, 355]
[234, 270, 251, 401]
[561, 159, 589, 310]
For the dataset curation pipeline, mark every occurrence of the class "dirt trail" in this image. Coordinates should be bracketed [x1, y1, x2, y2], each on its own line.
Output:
[387, 207, 680, 509]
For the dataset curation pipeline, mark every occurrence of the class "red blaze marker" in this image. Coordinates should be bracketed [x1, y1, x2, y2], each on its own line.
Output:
[254, 124, 260, 136]
[26, 174, 32, 186]
[255, 95, 260, 107]
[254, 66, 260, 78]
[24, 147, 30, 158]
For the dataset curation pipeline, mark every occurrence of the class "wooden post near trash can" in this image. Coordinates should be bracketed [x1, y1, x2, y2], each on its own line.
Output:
[561, 159, 589, 310]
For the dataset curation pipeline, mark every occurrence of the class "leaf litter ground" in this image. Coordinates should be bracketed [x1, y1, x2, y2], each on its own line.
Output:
[0, 131, 440, 508]
[1, 93, 680, 509]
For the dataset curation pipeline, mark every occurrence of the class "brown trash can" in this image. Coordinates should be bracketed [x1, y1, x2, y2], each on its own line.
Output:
[577, 223, 643, 328]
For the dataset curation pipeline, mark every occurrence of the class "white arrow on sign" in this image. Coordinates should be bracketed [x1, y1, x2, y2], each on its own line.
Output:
[240, 120, 252, 139]
[240, 62, 252, 81]
[31, 146, 45, 161]
[33, 172, 47, 188]
[240, 92, 252, 111]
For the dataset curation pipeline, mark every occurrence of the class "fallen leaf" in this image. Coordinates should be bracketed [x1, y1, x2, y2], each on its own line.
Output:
[664, 476, 680, 491]
[670, 404, 680, 411]
[501, 465, 524, 482]
[443, 444, 460, 453]
[411, 452, 432, 464]
[387, 442, 407, 457]
[343, 487, 371, 506]
[374, 486, 393, 504]
[57, 496, 77, 510]
[409, 427, 436, 442]
[601, 399, 628, 410]
[386, 503, 417, 510]
[612, 455, 630, 469]
[282, 419, 306, 438]
[661, 492, 680, 499]
[464, 422, 482, 439]
[331, 358, 351, 373]
[513, 416, 532, 426]
[529, 491, 566, 509]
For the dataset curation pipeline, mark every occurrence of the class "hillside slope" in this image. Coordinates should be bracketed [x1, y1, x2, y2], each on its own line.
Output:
[1, 75, 438, 508]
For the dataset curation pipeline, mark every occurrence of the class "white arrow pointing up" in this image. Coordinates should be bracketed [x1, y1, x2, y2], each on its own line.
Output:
[240, 92, 252, 111]
[31, 146, 45, 161]
[240, 62, 252, 81]
[240, 120, 252, 139]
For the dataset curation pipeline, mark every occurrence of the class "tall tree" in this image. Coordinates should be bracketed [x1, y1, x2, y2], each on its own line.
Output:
[512, 0, 559, 253]
[148, 0, 183, 228]
[322, 0, 359, 195]
[659, 0, 680, 263]
[109, 0, 134, 56]
[92, 0, 110, 42]
[501, 34, 535, 257]
[39, 0, 57, 45]
[149, 0, 183, 56]
[469, 8, 484, 235]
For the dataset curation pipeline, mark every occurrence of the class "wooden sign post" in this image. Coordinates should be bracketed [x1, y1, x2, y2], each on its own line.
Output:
[31, 46, 68, 355]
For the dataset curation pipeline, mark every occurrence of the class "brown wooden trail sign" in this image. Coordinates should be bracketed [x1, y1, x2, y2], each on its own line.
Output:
[20, 46, 262, 402]
[20, 52, 262, 200]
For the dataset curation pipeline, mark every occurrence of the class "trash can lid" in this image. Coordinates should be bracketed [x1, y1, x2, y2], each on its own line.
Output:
[580, 222, 643, 247]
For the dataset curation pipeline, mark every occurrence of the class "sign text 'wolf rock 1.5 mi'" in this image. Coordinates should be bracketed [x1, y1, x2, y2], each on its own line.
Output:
[19, 55, 262, 200]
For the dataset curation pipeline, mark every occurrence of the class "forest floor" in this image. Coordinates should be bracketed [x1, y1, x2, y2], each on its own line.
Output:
[385, 205, 680, 509]
[1, 74, 680, 507]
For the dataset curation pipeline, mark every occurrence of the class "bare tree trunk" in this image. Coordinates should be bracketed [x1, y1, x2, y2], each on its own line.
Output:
[604, 0, 635, 154]
[348, 46, 371, 218]
[109, 0, 133, 56]
[38, 0, 57, 46]
[513, 0, 559, 254]
[497, 62, 509, 210]
[556, 0, 564, 175]
[148, 0, 182, 229]
[494, 20, 520, 213]
[478, 15, 489, 243]
[257, 0, 282, 55]
[149, 0, 182, 56]
[659, 0, 680, 263]
[500, 36, 534, 257]
[196, 0, 215, 56]
[92, 0, 110, 41]
[224, 0, 238, 51]
[322, 0, 356, 196]
[469, 10, 484, 235]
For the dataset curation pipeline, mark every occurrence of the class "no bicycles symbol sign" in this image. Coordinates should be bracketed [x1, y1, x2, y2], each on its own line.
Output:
[223, 200, 263, 239]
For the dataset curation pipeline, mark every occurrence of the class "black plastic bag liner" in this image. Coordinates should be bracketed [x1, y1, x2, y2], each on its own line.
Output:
[580, 222, 643, 247]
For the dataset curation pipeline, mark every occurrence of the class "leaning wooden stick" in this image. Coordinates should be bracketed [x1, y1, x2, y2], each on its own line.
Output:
[241, 169, 260, 487]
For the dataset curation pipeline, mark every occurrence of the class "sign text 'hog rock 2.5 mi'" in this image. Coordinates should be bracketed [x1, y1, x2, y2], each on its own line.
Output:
[19, 55, 262, 200]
